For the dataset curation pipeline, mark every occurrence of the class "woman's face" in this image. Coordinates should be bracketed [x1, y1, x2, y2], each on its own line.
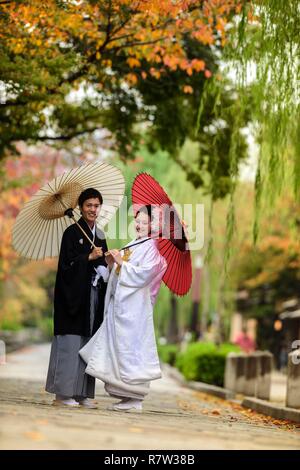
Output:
[135, 211, 151, 238]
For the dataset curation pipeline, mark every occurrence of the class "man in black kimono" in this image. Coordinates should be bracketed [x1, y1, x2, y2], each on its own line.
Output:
[46, 188, 108, 407]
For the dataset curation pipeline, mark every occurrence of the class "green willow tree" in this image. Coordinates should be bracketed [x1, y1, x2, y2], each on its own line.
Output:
[221, 0, 300, 239]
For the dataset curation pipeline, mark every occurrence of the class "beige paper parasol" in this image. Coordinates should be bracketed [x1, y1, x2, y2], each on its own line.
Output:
[12, 162, 125, 260]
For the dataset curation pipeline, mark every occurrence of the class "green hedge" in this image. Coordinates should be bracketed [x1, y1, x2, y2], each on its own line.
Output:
[175, 342, 241, 387]
[157, 344, 179, 366]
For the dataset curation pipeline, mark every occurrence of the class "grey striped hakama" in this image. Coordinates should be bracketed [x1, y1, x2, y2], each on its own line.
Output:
[45, 282, 99, 399]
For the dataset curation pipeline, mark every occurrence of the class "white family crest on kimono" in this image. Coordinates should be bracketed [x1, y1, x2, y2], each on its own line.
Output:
[79, 237, 167, 400]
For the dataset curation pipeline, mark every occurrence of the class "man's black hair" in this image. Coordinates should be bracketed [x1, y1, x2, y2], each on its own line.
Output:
[78, 188, 103, 207]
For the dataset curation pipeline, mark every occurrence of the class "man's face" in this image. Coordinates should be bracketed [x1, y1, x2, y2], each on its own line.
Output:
[81, 198, 101, 225]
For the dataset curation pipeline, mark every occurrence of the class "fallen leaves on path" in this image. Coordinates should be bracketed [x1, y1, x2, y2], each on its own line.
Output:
[24, 431, 45, 442]
[128, 427, 144, 433]
[177, 398, 223, 418]
[191, 391, 300, 432]
[35, 420, 48, 425]
[177, 400, 199, 412]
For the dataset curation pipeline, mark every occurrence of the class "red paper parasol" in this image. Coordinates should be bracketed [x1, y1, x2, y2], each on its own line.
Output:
[132, 173, 192, 296]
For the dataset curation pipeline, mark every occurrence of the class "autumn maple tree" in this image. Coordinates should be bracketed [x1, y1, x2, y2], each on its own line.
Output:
[0, 144, 66, 329]
[0, 145, 65, 281]
[0, 1, 245, 191]
[231, 189, 300, 315]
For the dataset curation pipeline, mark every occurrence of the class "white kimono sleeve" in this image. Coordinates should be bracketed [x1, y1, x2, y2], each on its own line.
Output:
[118, 243, 163, 288]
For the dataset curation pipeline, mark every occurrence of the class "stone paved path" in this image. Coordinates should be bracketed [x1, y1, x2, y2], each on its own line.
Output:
[0, 344, 299, 450]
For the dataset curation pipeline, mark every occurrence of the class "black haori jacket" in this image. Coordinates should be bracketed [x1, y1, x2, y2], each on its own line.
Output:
[53, 217, 108, 337]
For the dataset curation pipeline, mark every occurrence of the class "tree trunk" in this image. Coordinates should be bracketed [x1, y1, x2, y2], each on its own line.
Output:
[167, 294, 179, 344]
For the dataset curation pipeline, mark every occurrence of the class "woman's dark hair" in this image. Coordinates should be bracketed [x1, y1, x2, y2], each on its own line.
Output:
[135, 205, 153, 220]
[78, 188, 103, 207]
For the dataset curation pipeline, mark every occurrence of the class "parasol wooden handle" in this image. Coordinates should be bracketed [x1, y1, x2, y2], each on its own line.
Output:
[64, 208, 99, 252]
[104, 237, 153, 257]
[56, 195, 98, 250]
[72, 216, 97, 249]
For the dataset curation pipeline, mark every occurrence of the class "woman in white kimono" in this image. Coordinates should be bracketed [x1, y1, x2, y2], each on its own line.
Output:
[79, 205, 167, 412]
